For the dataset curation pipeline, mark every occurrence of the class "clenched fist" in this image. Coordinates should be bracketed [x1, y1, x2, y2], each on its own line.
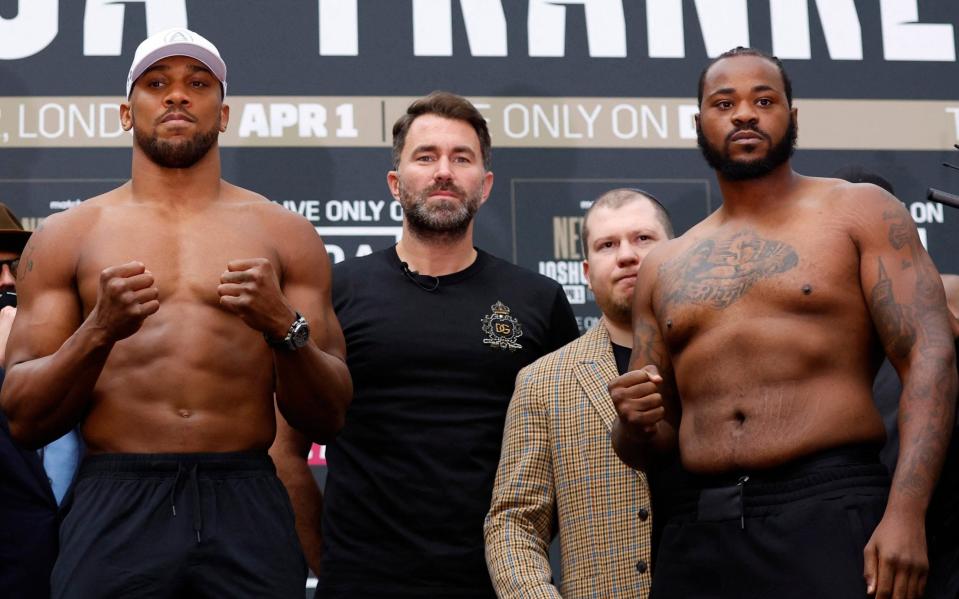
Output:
[217, 258, 294, 338]
[608, 365, 665, 439]
[91, 262, 159, 341]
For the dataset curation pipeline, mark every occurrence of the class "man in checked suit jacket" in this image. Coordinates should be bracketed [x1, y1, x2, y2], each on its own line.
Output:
[485, 189, 674, 598]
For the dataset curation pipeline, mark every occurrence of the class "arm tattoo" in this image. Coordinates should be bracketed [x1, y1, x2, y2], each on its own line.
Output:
[873, 209, 956, 502]
[16, 222, 42, 282]
[659, 229, 798, 310]
[870, 257, 916, 361]
[631, 318, 665, 369]
[885, 210, 911, 251]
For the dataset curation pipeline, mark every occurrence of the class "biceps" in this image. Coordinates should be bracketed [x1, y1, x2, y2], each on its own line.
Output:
[6, 287, 82, 364]
[860, 217, 951, 361]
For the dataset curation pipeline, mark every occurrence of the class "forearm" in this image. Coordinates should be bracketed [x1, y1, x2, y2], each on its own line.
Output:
[1, 320, 114, 448]
[274, 344, 352, 442]
[890, 351, 958, 517]
[271, 445, 324, 575]
[484, 518, 561, 599]
[486, 381, 560, 599]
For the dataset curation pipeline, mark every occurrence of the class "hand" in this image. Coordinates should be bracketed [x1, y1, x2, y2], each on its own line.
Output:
[0, 305, 16, 364]
[864, 512, 928, 599]
[217, 258, 294, 338]
[91, 262, 159, 341]
[608, 365, 665, 439]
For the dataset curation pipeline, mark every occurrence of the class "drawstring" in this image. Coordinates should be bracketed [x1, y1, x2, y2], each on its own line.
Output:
[737, 475, 750, 530]
[169, 462, 203, 543]
[170, 463, 183, 517]
[190, 464, 202, 543]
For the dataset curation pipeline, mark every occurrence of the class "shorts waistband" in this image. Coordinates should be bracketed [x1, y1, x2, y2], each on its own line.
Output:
[78, 451, 275, 544]
[671, 444, 889, 517]
[693, 443, 884, 488]
[79, 451, 274, 478]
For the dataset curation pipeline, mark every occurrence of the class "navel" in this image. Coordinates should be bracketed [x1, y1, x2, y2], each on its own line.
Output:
[801, 284, 812, 295]
[178, 409, 192, 419]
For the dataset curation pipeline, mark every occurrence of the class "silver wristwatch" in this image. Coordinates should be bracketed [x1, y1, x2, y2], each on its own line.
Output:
[265, 312, 310, 350]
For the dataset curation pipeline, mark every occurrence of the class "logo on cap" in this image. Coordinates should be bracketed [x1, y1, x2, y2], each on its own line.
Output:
[165, 30, 193, 43]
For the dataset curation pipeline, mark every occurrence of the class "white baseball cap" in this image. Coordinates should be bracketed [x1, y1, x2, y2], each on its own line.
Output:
[126, 28, 227, 98]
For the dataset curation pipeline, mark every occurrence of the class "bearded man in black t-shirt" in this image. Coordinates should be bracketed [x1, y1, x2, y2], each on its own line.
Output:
[277, 91, 579, 598]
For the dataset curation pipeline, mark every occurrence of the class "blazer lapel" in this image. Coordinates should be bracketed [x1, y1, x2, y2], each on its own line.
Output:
[574, 322, 620, 432]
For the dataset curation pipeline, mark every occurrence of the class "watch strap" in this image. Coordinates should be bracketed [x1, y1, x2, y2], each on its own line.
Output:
[264, 311, 306, 350]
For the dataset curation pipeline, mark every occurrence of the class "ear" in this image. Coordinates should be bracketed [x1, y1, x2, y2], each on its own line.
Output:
[790, 106, 798, 131]
[120, 101, 133, 131]
[694, 112, 701, 133]
[219, 103, 230, 132]
[582, 259, 592, 291]
[387, 170, 401, 200]
[477, 170, 494, 208]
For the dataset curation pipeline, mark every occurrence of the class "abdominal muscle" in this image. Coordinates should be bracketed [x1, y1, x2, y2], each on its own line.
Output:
[80, 302, 278, 454]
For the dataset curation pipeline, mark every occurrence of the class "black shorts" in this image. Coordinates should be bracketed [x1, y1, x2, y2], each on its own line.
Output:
[650, 444, 890, 599]
[51, 452, 306, 599]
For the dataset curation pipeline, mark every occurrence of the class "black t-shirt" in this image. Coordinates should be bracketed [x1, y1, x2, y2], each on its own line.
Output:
[612, 342, 631, 375]
[318, 247, 579, 597]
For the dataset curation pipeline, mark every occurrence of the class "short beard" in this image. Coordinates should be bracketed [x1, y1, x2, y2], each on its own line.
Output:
[133, 114, 220, 169]
[594, 290, 632, 328]
[697, 116, 797, 181]
[399, 180, 482, 241]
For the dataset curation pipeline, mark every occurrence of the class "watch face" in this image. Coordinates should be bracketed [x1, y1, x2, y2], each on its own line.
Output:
[290, 320, 310, 348]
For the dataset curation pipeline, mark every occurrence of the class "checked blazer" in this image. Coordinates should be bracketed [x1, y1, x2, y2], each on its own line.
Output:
[485, 322, 653, 598]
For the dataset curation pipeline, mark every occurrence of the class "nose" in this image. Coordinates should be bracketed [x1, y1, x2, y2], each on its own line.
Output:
[731, 102, 757, 127]
[163, 81, 191, 107]
[616, 240, 640, 266]
[433, 155, 453, 183]
[0, 264, 15, 290]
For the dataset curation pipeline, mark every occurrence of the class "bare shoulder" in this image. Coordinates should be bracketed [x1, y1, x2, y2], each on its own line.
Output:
[227, 184, 313, 230]
[17, 186, 131, 281]
[809, 176, 907, 230]
[222, 185, 328, 280]
[220, 182, 320, 245]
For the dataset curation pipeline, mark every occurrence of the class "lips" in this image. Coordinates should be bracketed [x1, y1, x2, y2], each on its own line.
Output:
[425, 183, 465, 200]
[160, 112, 196, 124]
[730, 130, 763, 142]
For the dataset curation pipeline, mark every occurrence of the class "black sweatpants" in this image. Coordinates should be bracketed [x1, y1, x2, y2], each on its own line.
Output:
[650, 445, 890, 599]
[51, 452, 306, 598]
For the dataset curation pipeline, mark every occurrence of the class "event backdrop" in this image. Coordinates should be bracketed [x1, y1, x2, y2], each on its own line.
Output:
[3, 0, 959, 594]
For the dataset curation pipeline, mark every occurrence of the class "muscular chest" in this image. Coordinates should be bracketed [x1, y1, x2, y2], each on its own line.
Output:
[654, 225, 861, 350]
[76, 209, 278, 311]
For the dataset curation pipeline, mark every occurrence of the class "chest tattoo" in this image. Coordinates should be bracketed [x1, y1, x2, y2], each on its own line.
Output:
[660, 229, 799, 310]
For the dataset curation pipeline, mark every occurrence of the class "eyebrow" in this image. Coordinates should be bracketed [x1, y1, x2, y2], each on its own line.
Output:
[707, 84, 779, 99]
[592, 228, 661, 244]
[410, 144, 477, 156]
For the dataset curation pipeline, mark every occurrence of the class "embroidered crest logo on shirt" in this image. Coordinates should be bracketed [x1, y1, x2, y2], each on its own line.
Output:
[481, 301, 524, 350]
